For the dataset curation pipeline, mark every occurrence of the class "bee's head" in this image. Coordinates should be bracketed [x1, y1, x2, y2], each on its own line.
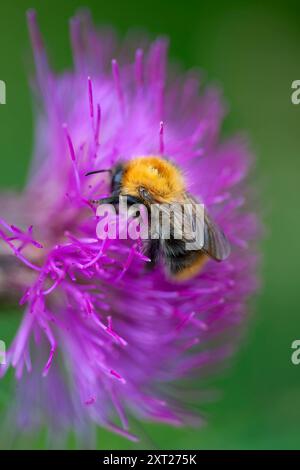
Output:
[120, 155, 185, 205]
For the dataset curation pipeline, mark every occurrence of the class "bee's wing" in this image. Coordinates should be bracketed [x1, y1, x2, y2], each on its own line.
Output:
[181, 193, 230, 261]
[202, 210, 230, 261]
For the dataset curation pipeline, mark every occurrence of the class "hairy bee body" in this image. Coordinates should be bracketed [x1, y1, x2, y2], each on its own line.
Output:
[88, 156, 230, 281]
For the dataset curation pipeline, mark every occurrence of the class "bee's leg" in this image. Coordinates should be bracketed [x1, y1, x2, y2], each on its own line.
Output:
[90, 196, 120, 205]
[124, 195, 143, 206]
[90, 196, 144, 221]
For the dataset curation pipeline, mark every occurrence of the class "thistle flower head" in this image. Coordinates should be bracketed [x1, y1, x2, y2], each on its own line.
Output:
[0, 10, 260, 443]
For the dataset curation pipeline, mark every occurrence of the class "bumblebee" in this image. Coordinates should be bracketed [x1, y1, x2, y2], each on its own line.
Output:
[86, 156, 230, 281]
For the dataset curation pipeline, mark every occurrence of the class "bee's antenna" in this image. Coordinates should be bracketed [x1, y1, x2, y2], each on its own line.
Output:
[85, 169, 112, 176]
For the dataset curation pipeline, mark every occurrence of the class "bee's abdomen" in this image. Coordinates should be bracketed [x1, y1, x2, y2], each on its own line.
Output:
[162, 240, 209, 281]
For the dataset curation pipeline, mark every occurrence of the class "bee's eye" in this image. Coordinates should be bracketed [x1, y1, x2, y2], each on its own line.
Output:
[139, 187, 151, 200]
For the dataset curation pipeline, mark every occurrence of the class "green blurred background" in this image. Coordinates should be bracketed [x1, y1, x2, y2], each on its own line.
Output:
[0, 0, 300, 450]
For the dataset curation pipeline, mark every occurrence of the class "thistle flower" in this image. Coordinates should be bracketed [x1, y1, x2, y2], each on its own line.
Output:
[0, 10, 259, 443]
